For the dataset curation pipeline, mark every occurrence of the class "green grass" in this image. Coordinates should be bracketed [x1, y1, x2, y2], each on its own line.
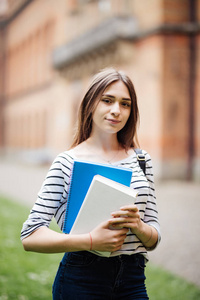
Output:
[146, 264, 200, 300]
[0, 196, 63, 300]
[0, 196, 200, 300]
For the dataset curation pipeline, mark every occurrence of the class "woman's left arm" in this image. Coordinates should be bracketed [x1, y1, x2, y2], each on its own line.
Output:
[110, 151, 161, 250]
[110, 204, 158, 249]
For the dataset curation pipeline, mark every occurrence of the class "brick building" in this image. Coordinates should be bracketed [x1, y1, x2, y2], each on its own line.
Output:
[0, 0, 199, 180]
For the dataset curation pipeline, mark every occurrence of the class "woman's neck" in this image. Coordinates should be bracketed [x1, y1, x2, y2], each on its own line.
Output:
[86, 135, 120, 153]
[72, 135, 134, 164]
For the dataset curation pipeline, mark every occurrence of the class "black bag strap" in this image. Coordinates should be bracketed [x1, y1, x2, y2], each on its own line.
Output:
[134, 149, 146, 175]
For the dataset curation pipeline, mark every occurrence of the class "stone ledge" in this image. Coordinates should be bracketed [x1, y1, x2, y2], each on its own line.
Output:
[52, 17, 200, 70]
[52, 16, 138, 70]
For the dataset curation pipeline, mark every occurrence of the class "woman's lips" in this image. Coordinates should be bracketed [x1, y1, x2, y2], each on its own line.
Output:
[106, 119, 121, 124]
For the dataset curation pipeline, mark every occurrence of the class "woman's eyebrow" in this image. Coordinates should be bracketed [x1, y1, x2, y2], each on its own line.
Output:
[102, 94, 131, 101]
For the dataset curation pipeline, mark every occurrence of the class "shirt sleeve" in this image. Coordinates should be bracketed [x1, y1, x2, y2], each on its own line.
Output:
[143, 151, 161, 250]
[20, 153, 72, 240]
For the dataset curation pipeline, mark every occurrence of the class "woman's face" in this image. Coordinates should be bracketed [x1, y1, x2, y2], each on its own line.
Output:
[91, 81, 132, 136]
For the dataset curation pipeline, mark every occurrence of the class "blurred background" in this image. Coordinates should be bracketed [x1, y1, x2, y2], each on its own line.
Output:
[0, 0, 200, 298]
[0, 0, 199, 180]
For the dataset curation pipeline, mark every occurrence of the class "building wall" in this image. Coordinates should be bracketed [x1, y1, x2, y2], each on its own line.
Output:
[161, 35, 190, 177]
[128, 36, 163, 161]
[0, 0, 200, 180]
[0, 29, 5, 147]
[3, 0, 70, 159]
[195, 32, 200, 179]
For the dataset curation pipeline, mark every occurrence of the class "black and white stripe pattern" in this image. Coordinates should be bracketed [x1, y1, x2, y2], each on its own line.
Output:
[110, 150, 161, 258]
[21, 149, 161, 260]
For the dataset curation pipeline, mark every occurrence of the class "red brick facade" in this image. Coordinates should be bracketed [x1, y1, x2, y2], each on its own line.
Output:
[0, 0, 199, 180]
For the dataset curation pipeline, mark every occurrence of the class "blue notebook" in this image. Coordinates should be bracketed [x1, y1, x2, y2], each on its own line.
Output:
[63, 160, 132, 234]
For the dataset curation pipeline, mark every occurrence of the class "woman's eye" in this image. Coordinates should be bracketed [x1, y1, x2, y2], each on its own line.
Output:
[102, 99, 112, 104]
[122, 102, 131, 108]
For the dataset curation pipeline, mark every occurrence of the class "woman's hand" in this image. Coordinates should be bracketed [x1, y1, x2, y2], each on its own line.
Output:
[90, 220, 129, 252]
[110, 204, 143, 235]
[110, 204, 158, 249]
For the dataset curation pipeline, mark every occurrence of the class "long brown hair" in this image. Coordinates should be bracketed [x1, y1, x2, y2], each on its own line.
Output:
[71, 68, 140, 149]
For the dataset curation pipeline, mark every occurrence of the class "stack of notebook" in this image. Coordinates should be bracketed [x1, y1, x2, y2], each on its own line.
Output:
[63, 160, 138, 257]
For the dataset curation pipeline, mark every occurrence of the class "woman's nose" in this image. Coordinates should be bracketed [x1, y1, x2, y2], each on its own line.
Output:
[110, 102, 120, 116]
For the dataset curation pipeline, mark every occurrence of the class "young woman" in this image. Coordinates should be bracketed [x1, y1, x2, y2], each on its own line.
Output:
[21, 68, 161, 299]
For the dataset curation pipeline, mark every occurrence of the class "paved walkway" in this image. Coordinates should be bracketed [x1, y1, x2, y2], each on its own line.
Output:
[0, 156, 200, 287]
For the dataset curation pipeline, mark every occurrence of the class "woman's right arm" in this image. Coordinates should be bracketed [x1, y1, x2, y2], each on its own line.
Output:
[22, 221, 129, 253]
[21, 153, 128, 254]
[22, 226, 91, 253]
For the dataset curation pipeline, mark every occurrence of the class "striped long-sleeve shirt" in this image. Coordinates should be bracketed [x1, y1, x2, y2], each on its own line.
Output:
[21, 149, 161, 260]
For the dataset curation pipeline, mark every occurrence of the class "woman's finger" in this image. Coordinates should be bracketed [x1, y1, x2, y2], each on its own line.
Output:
[120, 204, 138, 211]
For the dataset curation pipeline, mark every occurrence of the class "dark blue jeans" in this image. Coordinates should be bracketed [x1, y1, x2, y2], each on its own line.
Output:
[52, 251, 149, 300]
